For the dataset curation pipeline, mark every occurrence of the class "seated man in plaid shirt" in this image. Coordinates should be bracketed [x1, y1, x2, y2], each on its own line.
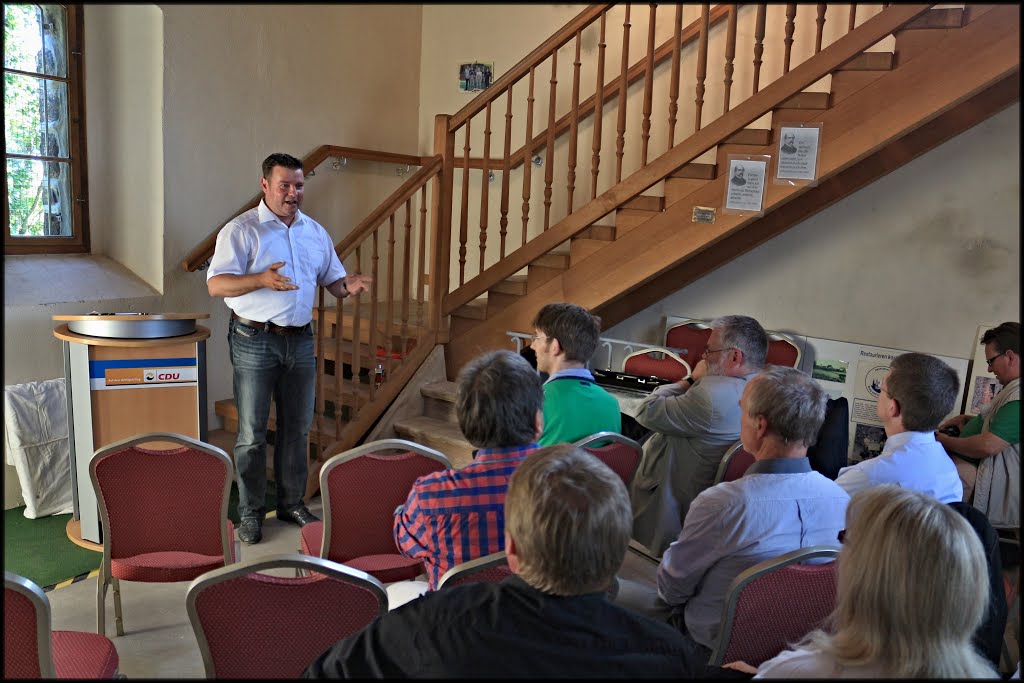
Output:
[393, 349, 543, 598]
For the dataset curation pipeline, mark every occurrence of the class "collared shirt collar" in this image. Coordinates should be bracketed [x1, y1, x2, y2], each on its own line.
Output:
[473, 443, 539, 463]
[544, 367, 594, 385]
[746, 456, 812, 475]
[257, 198, 305, 228]
[879, 430, 935, 456]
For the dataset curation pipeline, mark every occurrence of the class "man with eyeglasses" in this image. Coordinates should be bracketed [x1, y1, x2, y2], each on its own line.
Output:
[937, 322, 1020, 528]
[835, 352, 963, 504]
[630, 315, 768, 558]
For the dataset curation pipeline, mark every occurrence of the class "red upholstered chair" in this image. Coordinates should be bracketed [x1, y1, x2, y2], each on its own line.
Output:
[300, 439, 450, 583]
[186, 553, 387, 678]
[713, 441, 755, 485]
[573, 431, 644, 488]
[623, 347, 691, 382]
[766, 333, 801, 368]
[664, 320, 712, 364]
[707, 546, 840, 666]
[5, 571, 120, 678]
[90, 432, 236, 637]
[437, 551, 512, 589]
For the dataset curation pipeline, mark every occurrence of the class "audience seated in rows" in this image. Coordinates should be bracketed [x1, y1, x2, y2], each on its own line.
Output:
[631, 315, 769, 557]
[531, 303, 621, 446]
[393, 350, 542, 592]
[742, 485, 999, 678]
[835, 352, 963, 503]
[657, 366, 849, 669]
[937, 321, 1020, 529]
[304, 445, 702, 678]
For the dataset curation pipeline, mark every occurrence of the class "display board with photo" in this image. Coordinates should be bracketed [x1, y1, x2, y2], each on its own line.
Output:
[963, 323, 1004, 415]
[774, 122, 822, 185]
[458, 61, 494, 92]
[723, 155, 769, 215]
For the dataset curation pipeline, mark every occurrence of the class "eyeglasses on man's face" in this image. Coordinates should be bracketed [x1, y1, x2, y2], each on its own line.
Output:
[985, 350, 1007, 368]
[702, 346, 736, 359]
[530, 334, 551, 343]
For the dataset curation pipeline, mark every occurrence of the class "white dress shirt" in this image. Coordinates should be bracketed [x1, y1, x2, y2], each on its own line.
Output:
[207, 200, 346, 327]
[656, 457, 848, 649]
[755, 647, 887, 678]
[835, 430, 963, 504]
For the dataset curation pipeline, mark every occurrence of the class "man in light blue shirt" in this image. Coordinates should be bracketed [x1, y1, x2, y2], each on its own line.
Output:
[836, 352, 962, 504]
[657, 366, 848, 667]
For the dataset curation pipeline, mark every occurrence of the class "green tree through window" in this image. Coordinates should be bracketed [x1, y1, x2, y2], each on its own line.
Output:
[4, 3, 89, 254]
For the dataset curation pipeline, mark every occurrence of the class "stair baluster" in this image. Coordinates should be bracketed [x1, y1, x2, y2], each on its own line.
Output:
[848, 4, 857, 33]
[615, 4, 631, 184]
[500, 88, 513, 258]
[368, 229, 381, 400]
[401, 199, 413, 356]
[385, 215, 396, 384]
[458, 120, 471, 285]
[815, 4, 827, 54]
[695, 3, 710, 131]
[784, 4, 797, 73]
[416, 190, 427, 331]
[567, 31, 582, 214]
[723, 4, 738, 113]
[591, 11, 607, 200]
[479, 101, 492, 274]
[753, 4, 767, 95]
[351, 245, 365, 415]
[641, 3, 657, 165]
[521, 67, 536, 248]
[543, 50, 558, 231]
[667, 4, 683, 148]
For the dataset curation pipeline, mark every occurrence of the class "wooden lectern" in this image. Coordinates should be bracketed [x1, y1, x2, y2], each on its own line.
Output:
[53, 313, 210, 544]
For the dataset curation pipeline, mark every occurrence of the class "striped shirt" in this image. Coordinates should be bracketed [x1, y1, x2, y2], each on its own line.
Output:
[394, 443, 539, 589]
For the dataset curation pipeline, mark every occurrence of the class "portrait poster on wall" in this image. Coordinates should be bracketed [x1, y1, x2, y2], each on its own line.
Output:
[723, 155, 769, 216]
[963, 323, 1003, 415]
[774, 122, 823, 186]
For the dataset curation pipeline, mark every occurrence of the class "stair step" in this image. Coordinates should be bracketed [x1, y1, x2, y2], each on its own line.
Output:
[490, 275, 528, 295]
[319, 381, 371, 405]
[421, 380, 458, 424]
[316, 338, 416, 365]
[577, 224, 617, 241]
[393, 415, 474, 469]
[622, 195, 664, 212]
[664, 177, 708, 206]
[531, 250, 571, 270]
[452, 297, 488, 320]
[778, 91, 830, 110]
[838, 51, 895, 71]
[903, 7, 964, 30]
[670, 163, 716, 180]
[570, 237, 609, 264]
[615, 208, 660, 236]
[421, 380, 457, 403]
[215, 398, 340, 441]
[723, 128, 771, 146]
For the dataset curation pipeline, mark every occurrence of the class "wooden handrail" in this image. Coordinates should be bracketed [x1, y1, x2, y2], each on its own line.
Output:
[448, 4, 615, 132]
[334, 156, 443, 260]
[181, 144, 430, 272]
[442, 3, 935, 314]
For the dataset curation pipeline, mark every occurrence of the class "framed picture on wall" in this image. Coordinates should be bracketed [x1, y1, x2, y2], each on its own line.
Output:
[458, 61, 494, 92]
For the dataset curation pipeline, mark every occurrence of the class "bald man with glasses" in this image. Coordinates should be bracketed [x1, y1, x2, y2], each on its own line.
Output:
[630, 315, 768, 558]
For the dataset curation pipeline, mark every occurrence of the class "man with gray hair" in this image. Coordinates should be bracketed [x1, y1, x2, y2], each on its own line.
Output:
[657, 366, 849, 667]
[631, 314, 769, 557]
[836, 352, 963, 503]
[394, 350, 543, 592]
[306, 445, 699, 677]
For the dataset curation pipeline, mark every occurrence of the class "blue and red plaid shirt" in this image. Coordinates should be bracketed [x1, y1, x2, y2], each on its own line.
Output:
[394, 443, 539, 589]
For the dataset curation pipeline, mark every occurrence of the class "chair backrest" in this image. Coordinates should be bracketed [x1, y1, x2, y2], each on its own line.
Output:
[622, 347, 691, 382]
[664, 320, 712, 362]
[320, 439, 450, 561]
[437, 551, 512, 589]
[4, 571, 55, 679]
[766, 333, 801, 368]
[186, 553, 387, 679]
[89, 433, 233, 567]
[713, 441, 756, 484]
[573, 432, 643, 488]
[708, 546, 840, 666]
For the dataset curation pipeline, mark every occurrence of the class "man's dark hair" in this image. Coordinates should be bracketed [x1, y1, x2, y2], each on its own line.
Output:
[262, 153, 303, 179]
[531, 303, 602, 364]
[456, 350, 543, 449]
[981, 322, 1020, 355]
[885, 352, 959, 432]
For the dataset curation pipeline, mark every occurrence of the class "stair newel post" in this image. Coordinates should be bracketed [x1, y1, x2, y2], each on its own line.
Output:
[783, 4, 797, 73]
[640, 3, 656, 166]
[815, 4, 827, 54]
[521, 67, 536, 248]
[615, 4, 631, 184]
[667, 3, 683, 148]
[350, 245, 363, 418]
[694, 2, 710, 131]
[416, 187, 427, 332]
[752, 4, 767, 95]
[428, 113, 454, 337]
[401, 198, 413, 359]
[543, 49, 558, 231]
[848, 5, 857, 33]
[479, 102, 492, 274]
[723, 4, 738, 113]
[385, 214, 397, 384]
[499, 87, 513, 259]
[591, 11, 607, 200]
[368, 228, 381, 400]
[567, 31, 582, 214]
[458, 119, 471, 286]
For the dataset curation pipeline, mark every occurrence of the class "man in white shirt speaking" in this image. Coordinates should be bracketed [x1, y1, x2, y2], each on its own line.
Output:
[835, 352, 962, 504]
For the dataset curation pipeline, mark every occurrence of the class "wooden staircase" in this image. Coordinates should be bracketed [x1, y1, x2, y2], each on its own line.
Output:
[392, 381, 476, 469]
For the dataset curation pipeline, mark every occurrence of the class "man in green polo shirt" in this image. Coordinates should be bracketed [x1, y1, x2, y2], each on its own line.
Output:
[530, 303, 621, 446]
[937, 322, 1020, 528]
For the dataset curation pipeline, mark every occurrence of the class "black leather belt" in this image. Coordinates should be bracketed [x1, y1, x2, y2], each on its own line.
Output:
[231, 312, 309, 336]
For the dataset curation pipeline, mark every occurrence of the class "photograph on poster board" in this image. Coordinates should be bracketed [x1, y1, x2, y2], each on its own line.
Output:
[962, 323, 1001, 414]
[970, 376, 1003, 414]
[812, 358, 848, 384]
[776, 125, 821, 181]
[459, 61, 494, 92]
[853, 423, 887, 462]
[724, 158, 767, 212]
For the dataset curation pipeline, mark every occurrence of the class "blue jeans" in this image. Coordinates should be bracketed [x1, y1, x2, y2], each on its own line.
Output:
[228, 318, 315, 520]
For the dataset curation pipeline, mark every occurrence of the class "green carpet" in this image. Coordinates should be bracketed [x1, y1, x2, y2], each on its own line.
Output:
[4, 481, 278, 591]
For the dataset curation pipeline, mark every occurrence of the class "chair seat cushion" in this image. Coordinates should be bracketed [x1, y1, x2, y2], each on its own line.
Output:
[52, 631, 119, 678]
[110, 550, 227, 582]
[346, 555, 424, 583]
[300, 521, 324, 556]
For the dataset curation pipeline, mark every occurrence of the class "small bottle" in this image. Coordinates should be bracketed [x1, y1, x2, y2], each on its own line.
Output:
[374, 362, 385, 388]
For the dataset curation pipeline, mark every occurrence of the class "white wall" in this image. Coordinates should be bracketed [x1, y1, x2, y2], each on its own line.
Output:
[605, 103, 1021, 362]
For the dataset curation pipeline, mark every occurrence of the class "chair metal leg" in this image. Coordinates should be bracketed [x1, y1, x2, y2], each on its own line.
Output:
[112, 577, 124, 637]
[96, 567, 107, 636]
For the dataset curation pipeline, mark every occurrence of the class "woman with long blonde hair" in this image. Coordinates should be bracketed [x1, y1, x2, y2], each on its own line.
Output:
[753, 485, 999, 678]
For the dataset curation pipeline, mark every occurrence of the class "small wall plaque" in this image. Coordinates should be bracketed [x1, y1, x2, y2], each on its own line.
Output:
[692, 206, 716, 223]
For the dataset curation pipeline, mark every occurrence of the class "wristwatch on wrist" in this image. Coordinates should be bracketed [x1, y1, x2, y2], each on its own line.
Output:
[340, 279, 350, 297]
[684, 376, 695, 387]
